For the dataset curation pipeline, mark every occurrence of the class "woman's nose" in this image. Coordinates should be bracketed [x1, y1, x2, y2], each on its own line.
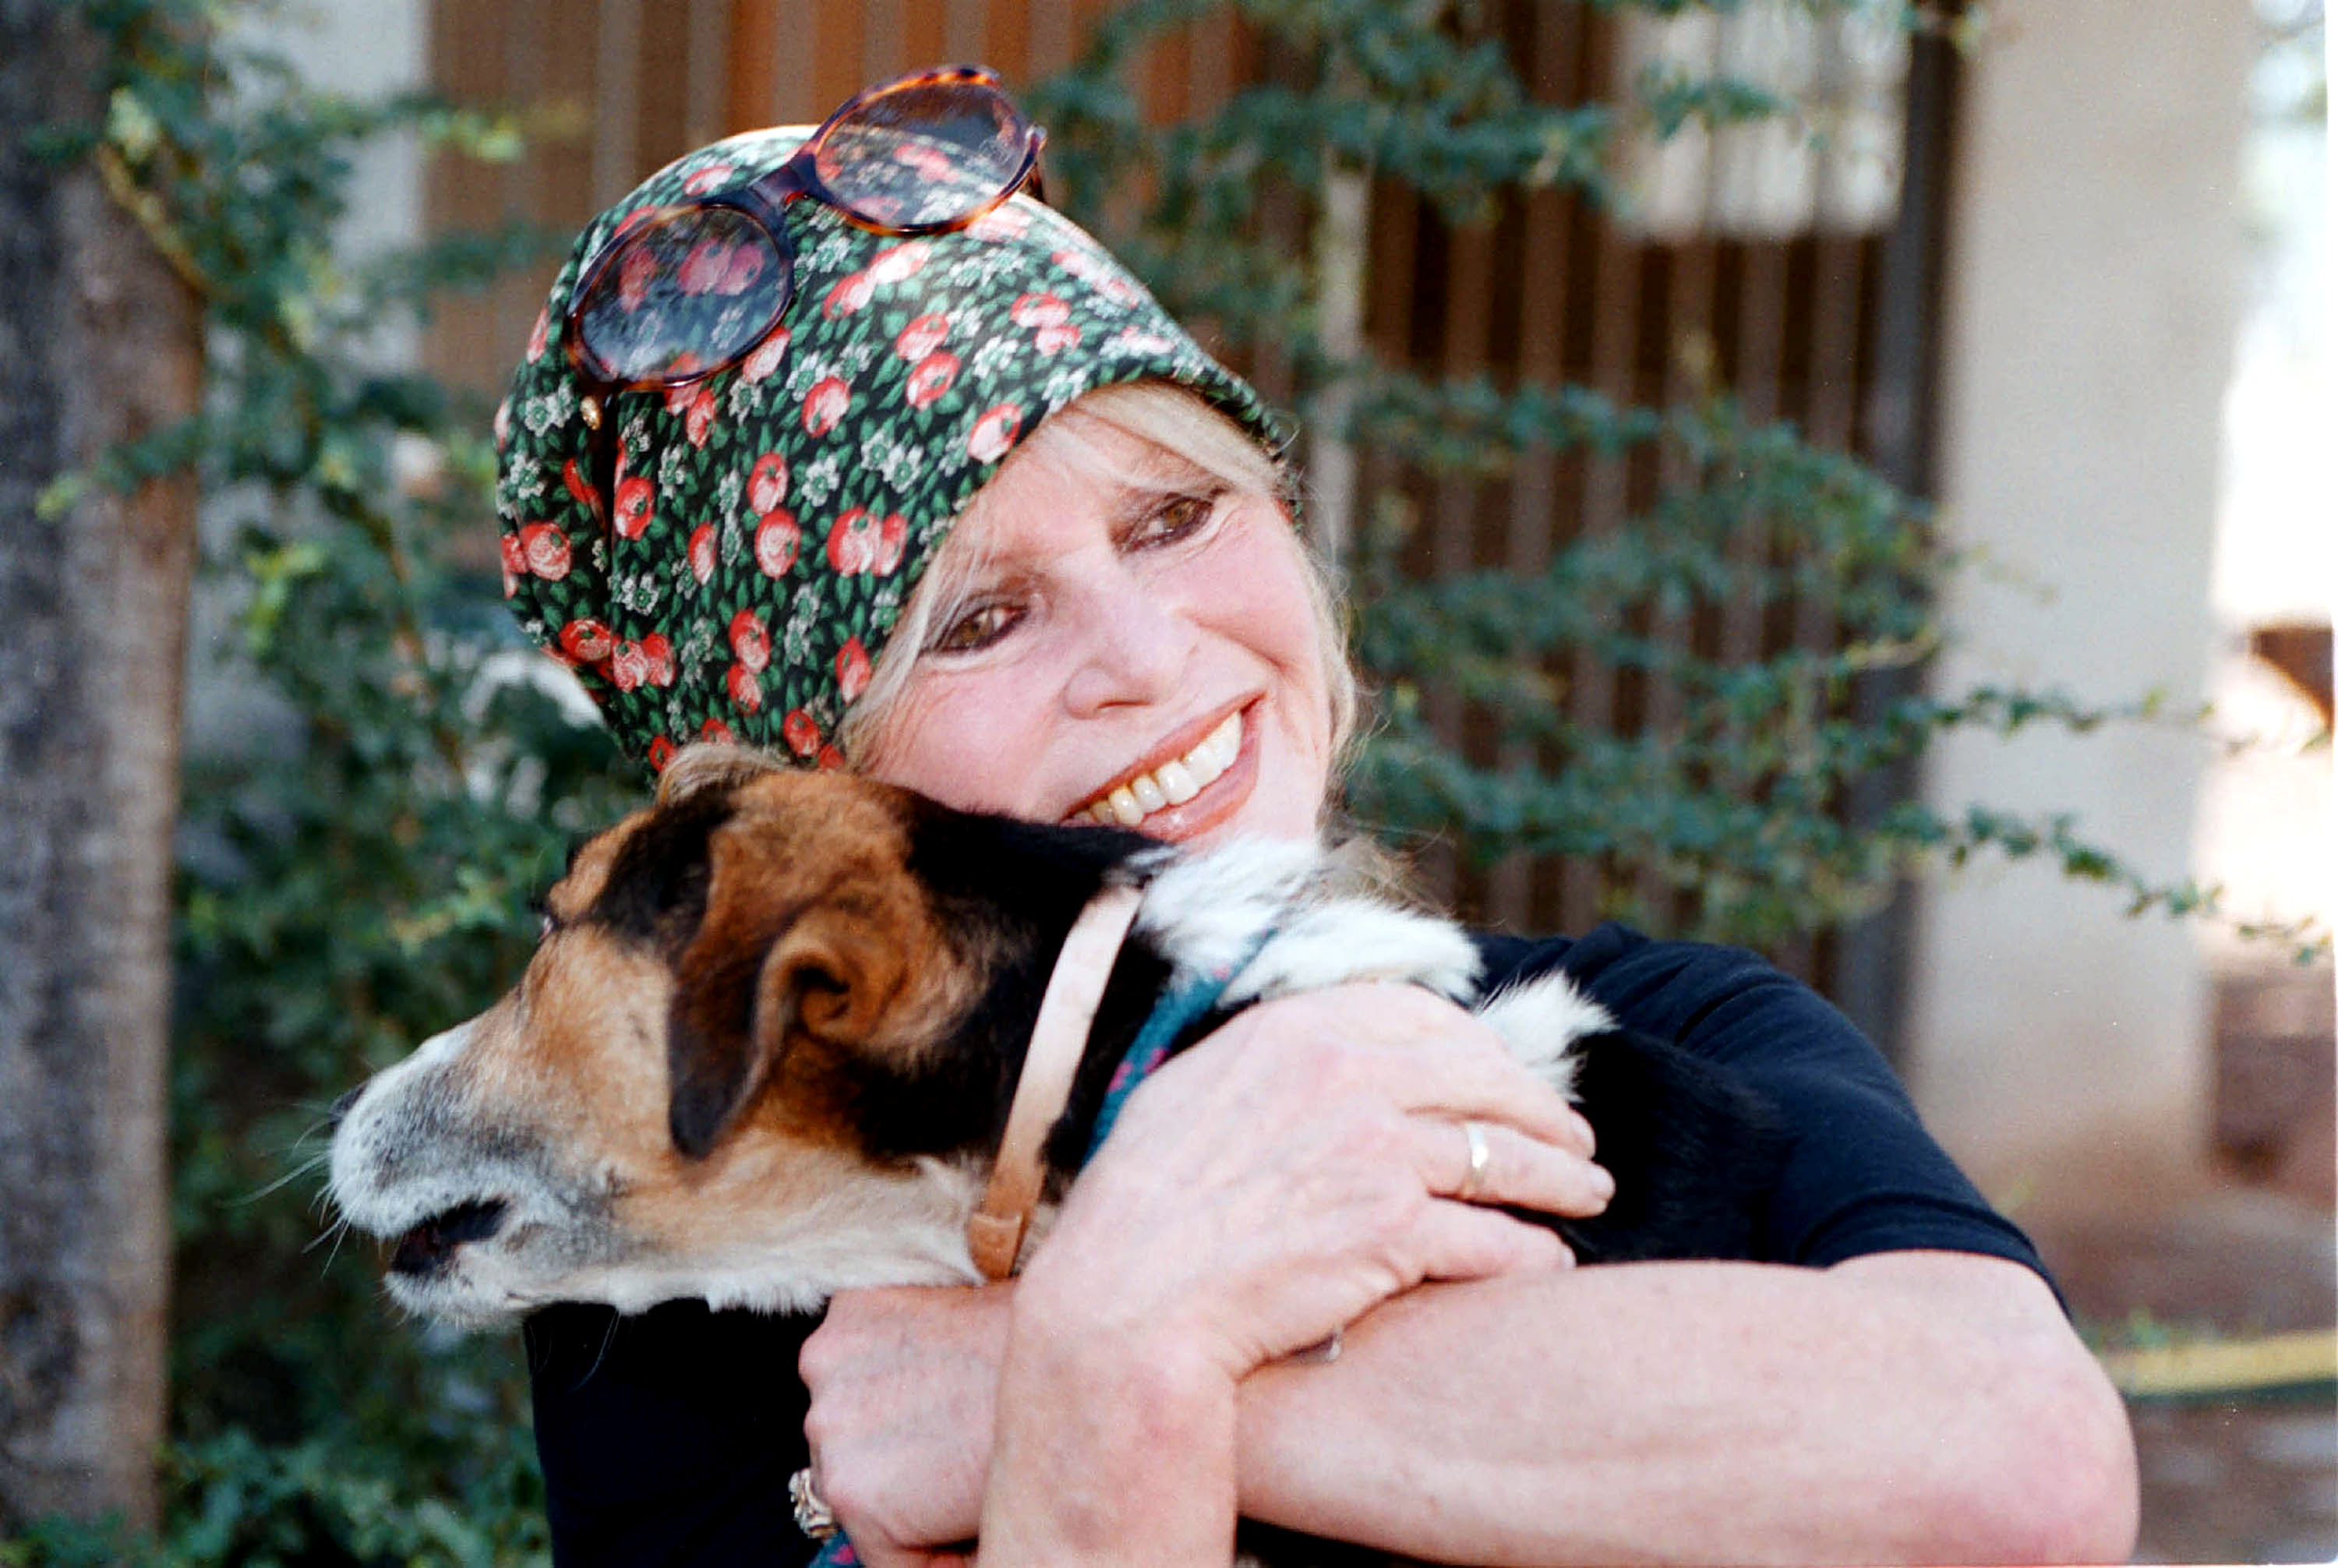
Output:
[1062, 568, 1199, 714]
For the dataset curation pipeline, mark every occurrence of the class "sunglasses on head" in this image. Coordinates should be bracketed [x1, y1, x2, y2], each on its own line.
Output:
[563, 64, 1046, 409]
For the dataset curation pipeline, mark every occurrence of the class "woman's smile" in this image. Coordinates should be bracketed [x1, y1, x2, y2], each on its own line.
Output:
[1065, 702, 1249, 832]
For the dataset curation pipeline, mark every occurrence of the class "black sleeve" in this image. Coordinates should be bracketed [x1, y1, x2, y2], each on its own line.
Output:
[1476, 923, 2052, 1284]
[525, 1300, 821, 1568]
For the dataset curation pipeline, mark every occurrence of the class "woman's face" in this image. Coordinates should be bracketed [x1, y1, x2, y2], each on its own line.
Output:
[858, 421, 1334, 845]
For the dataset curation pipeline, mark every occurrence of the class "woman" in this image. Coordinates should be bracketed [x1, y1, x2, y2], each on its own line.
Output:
[498, 72, 2136, 1566]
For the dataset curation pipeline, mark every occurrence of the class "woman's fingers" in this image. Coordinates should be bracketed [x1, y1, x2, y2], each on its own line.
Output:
[1372, 1034, 1591, 1154]
[1410, 1114, 1614, 1220]
[1407, 1196, 1577, 1282]
[1290, 985, 1596, 1157]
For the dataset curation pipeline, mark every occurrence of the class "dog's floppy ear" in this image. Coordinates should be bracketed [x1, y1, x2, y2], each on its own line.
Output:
[666, 893, 913, 1160]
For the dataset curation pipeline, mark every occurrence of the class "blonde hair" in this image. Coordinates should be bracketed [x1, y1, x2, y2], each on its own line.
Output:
[840, 382, 1361, 776]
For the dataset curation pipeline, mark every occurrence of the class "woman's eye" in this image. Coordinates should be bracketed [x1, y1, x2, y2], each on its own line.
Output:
[932, 601, 1021, 654]
[1131, 490, 1220, 547]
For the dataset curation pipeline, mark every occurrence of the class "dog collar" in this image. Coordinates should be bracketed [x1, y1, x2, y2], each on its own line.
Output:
[966, 881, 1146, 1281]
[1083, 924, 1277, 1162]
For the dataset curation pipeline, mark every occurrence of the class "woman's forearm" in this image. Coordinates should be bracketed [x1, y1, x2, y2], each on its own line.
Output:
[1232, 1251, 2138, 1566]
[981, 1312, 1238, 1566]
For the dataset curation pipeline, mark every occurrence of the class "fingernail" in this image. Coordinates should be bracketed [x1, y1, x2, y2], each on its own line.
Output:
[1592, 1167, 1616, 1200]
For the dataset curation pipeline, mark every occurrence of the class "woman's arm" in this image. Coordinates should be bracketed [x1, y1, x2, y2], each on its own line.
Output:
[807, 1250, 2134, 1567]
[1237, 1249, 2136, 1565]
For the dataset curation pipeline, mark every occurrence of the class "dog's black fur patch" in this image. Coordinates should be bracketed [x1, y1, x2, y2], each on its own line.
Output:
[839, 803, 1172, 1171]
[586, 787, 735, 952]
[1551, 1027, 1789, 1263]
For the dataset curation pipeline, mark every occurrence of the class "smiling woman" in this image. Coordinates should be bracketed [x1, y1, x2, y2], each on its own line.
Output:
[486, 67, 2137, 1568]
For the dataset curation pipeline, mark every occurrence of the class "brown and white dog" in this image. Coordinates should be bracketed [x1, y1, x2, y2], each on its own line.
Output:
[327, 744, 1785, 1330]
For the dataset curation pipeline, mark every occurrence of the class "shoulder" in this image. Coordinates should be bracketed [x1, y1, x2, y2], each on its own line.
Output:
[1474, 923, 1852, 1076]
[1473, 924, 2055, 1287]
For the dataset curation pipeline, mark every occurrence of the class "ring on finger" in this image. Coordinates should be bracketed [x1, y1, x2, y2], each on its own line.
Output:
[789, 1467, 841, 1540]
[1456, 1118, 1493, 1202]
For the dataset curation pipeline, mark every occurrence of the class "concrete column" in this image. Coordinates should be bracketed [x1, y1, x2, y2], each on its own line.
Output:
[1905, 0, 2252, 1211]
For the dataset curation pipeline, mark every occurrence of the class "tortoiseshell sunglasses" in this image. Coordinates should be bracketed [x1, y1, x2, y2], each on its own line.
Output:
[563, 65, 1046, 398]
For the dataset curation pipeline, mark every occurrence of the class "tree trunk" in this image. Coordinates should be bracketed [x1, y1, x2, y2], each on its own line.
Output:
[0, 0, 202, 1534]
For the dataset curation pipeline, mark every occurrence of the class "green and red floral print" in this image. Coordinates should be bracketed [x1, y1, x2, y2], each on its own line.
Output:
[496, 125, 1282, 770]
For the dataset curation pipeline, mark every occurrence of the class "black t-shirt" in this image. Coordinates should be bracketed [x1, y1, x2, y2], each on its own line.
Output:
[523, 924, 2050, 1566]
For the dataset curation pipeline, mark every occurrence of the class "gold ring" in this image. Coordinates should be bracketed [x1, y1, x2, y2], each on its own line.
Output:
[789, 1467, 841, 1540]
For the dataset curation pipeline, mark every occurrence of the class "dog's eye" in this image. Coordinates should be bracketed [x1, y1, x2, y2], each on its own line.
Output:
[538, 911, 558, 941]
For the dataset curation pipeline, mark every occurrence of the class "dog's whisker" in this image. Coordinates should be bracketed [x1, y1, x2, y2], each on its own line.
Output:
[234, 1151, 334, 1206]
[305, 1213, 351, 1261]
[576, 1308, 623, 1390]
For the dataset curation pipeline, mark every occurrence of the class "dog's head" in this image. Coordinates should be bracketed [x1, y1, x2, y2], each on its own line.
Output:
[327, 747, 1126, 1324]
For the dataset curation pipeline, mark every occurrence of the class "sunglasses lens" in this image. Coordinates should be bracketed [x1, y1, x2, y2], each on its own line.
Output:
[818, 79, 1032, 230]
[573, 206, 788, 383]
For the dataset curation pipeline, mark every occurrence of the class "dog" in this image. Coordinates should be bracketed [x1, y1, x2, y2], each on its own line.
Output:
[327, 744, 1787, 1556]
[329, 743, 1789, 1324]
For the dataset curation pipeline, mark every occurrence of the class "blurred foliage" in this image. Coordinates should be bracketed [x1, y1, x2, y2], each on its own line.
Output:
[5, 0, 2322, 1561]
[1036, 0, 2326, 948]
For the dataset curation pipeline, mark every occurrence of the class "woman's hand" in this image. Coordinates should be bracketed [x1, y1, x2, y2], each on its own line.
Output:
[799, 1284, 1012, 1565]
[978, 981, 1611, 1565]
[807, 982, 1612, 1566]
[1022, 980, 1610, 1381]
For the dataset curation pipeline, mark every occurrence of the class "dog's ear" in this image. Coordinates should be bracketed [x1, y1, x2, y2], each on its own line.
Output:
[666, 901, 912, 1160]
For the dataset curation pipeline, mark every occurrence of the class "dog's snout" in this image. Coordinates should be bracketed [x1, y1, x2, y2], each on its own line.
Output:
[328, 1085, 364, 1130]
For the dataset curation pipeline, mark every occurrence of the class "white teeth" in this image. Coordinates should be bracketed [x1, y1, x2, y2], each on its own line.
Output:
[1072, 711, 1245, 828]
[1195, 712, 1240, 772]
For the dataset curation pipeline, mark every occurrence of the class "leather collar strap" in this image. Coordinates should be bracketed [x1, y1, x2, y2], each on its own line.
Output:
[967, 881, 1146, 1281]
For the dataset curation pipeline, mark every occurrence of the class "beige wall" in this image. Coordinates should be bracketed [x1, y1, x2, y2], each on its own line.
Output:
[1905, 0, 2254, 1209]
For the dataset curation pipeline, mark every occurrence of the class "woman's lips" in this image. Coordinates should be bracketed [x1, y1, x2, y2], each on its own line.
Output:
[1070, 709, 1242, 827]
[1064, 701, 1260, 842]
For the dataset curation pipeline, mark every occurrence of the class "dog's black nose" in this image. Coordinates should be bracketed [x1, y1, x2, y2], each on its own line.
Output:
[327, 1086, 364, 1130]
[390, 1199, 510, 1278]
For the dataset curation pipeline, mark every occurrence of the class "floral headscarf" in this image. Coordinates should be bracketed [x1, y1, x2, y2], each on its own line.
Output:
[495, 124, 1283, 770]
